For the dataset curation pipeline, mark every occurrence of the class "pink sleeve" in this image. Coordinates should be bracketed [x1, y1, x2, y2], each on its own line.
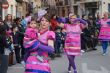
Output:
[47, 31, 55, 40]
[80, 23, 85, 29]
[108, 19, 110, 22]
[64, 24, 67, 29]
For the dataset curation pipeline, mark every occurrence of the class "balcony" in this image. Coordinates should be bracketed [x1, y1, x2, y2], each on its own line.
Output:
[74, 0, 81, 4]
[16, 0, 23, 3]
[56, 1, 63, 6]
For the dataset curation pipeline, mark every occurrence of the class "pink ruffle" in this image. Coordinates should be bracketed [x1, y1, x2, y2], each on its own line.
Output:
[47, 31, 55, 40]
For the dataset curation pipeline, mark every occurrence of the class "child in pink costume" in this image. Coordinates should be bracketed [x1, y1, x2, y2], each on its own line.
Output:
[60, 14, 87, 73]
[24, 19, 54, 73]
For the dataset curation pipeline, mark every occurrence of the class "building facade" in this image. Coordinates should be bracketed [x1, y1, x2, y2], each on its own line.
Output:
[55, 0, 110, 17]
[55, 0, 74, 17]
[16, 0, 29, 18]
[1, 0, 17, 20]
[29, 0, 42, 14]
[47, 0, 56, 15]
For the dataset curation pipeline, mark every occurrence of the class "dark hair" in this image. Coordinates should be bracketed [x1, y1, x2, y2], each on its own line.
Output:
[25, 13, 30, 17]
[11, 25, 18, 31]
[42, 14, 51, 22]
[82, 15, 86, 19]
[15, 17, 21, 21]
[28, 17, 36, 24]
[14, 17, 21, 23]
[51, 14, 56, 19]
[0, 25, 6, 35]
[5, 14, 13, 22]
[27, 17, 37, 28]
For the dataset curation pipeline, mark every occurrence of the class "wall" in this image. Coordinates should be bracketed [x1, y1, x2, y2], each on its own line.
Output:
[2, 0, 17, 20]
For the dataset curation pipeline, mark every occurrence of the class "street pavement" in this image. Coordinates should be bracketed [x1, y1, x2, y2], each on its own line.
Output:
[7, 46, 110, 73]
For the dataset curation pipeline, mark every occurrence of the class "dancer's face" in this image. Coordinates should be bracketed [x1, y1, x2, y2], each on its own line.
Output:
[40, 17, 50, 29]
[103, 12, 108, 19]
[69, 16, 76, 24]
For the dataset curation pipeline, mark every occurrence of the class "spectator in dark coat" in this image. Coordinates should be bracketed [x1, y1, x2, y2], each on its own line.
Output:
[14, 18, 25, 60]
[54, 26, 62, 57]
[0, 24, 10, 73]
[11, 25, 21, 63]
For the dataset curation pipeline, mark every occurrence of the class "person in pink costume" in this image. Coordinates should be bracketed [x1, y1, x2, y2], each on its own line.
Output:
[38, 14, 55, 73]
[59, 13, 87, 73]
[24, 19, 54, 73]
[98, 12, 110, 55]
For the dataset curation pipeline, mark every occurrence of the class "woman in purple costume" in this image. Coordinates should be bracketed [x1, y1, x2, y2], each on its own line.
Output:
[23, 18, 54, 73]
[59, 13, 87, 73]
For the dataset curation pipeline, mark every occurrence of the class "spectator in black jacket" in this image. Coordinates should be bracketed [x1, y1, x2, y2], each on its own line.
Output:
[0, 24, 9, 73]
[11, 25, 21, 63]
[14, 18, 25, 60]
[87, 15, 98, 50]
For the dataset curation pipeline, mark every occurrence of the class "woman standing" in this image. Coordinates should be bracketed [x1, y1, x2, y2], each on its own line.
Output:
[0, 24, 9, 73]
[38, 14, 55, 73]
[59, 13, 87, 73]
[24, 14, 55, 73]
[4, 14, 13, 31]
[98, 12, 110, 55]
[4, 14, 14, 66]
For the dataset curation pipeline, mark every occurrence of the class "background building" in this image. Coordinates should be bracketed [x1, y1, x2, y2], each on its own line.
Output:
[55, 0, 110, 18]
[47, 0, 56, 15]
[16, 0, 29, 18]
[55, 0, 74, 17]
[2, 0, 17, 20]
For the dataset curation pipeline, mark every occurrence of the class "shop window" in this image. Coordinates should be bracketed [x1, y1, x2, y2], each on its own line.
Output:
[11, 5, 13, 15]
[65, 0, 68, 5]
[108, 4, 110, 12]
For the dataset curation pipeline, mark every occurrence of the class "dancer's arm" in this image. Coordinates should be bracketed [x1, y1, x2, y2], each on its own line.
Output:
[72, 18, 87, 25]
[38, 43, 54, 53]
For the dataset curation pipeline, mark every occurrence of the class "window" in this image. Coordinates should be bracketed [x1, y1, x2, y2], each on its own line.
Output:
[65, 0, 68, 5]
[11, 5, 13, 15]
[4, 9, 8, 17]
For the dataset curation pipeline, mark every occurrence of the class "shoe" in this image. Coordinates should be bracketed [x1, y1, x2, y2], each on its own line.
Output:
[102, 53, 106, 56]
[92, 48, 97, 50]
[8, 64, 13, 66]
[17, 61, 21, 64]
[21, 61, 25, 68]
[68, 71, 72, 73]
[56, 54, 61, 57]
[81, 50, 85, 53]
[74, 70, 77, 73]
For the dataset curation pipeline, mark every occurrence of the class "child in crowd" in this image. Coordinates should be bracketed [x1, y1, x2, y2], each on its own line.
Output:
[11, 25, 21, 63]
[54, 26, 62, 57]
